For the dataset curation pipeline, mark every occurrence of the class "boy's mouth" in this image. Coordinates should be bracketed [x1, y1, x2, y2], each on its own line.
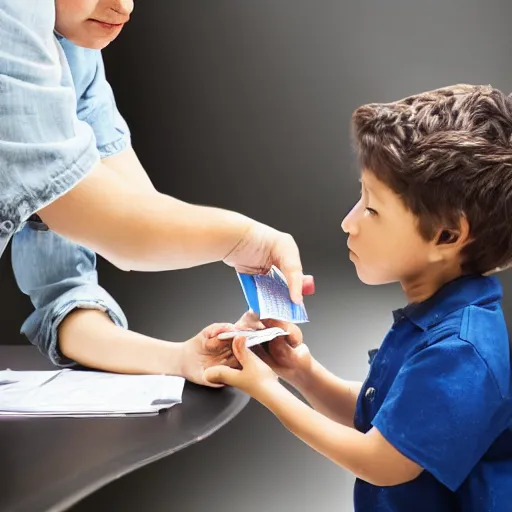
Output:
[347, 245, 359, 260]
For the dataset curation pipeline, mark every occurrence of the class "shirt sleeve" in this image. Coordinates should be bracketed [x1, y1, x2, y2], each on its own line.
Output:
[84, 52, 131, 158]
[62, 40, 131, 159]
[12, 220, 128, 367]
[0, 2, 99, 241]
[371, 335, 509, 491]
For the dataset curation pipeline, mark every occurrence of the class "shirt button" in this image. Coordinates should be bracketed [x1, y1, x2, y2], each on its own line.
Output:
[0, 220, 14, 235]
[365, 387, 376, 401]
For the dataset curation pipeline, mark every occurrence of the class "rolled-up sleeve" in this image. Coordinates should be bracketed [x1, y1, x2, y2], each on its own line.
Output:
[12, 220, 128, 367]
[0, 2, 99, 255]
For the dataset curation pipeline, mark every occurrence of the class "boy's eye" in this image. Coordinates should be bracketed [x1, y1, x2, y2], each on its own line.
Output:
[365, 207, 378, 216]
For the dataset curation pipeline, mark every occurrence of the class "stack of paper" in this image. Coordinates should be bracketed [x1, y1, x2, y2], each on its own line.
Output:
[0, 368, 185, 417]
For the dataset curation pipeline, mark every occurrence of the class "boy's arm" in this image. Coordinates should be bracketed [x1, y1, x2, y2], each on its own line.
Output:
[235, 316, 361, 427]
[205, 340, 423, 486]
[260, 382, 422, 486]
[291, 359, 362, 428]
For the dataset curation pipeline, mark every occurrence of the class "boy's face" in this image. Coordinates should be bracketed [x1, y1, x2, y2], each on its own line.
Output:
[55, 0, 133, 50]
[342, 171, 440, 286]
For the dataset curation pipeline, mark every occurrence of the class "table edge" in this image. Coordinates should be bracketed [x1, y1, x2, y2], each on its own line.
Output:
[44, 393, 250, 512]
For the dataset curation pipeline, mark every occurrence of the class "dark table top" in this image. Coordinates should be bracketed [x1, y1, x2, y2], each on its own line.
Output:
[0, 346, 250, 512]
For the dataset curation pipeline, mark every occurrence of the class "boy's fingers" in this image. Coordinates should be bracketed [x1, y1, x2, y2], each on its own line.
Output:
[232, 336, 250, 364]
[203, 365, 239, 386]
[202, 379, 225, 389]
[268, 338, 287, 359]
[252, 345, 273, 366]
[262, 319, 303, 348]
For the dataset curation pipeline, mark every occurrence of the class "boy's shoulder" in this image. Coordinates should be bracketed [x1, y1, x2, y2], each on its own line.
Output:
[421, 275, 510, 397]
[422, 274, 507, 344]
[401, 274, 504, 338]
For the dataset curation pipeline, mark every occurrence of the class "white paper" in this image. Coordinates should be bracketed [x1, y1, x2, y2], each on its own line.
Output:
[0, 369, 185, 417]
[217, 327, 290, 347]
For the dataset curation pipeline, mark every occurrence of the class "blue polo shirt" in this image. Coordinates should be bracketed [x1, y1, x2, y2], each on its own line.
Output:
[353, 274, 512, 511]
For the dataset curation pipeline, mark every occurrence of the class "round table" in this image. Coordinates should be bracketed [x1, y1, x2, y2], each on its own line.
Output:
[0, 346, 250, 512]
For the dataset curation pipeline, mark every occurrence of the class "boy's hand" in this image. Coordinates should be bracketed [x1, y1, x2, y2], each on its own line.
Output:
[202, 336, 279, 400]
[181, 323, 240, 388]
[234, 312, 313, 385]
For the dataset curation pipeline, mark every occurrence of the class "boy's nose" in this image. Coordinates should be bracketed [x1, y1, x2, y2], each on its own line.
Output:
[341, 205, 359, 235]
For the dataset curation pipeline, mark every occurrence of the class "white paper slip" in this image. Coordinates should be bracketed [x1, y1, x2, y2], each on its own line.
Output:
[218, 327, 289, 348]
[0, 369, 185, 417]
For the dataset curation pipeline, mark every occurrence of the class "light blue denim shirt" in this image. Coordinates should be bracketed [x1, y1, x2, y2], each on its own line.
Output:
[0, 3, 98, 248]
[2, 2, 130, 365]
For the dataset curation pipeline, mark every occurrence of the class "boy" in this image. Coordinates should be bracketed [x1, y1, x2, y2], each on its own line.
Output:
[205, 84, 512, 510]
[3, 0, 313, 382]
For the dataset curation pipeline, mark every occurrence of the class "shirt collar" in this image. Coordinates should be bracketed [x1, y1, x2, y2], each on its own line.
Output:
[392, 274, 502, 331]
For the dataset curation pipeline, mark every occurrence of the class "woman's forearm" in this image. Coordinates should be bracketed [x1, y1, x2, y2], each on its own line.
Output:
[38, 160, 257, 272]
[58, 309, 185, 375]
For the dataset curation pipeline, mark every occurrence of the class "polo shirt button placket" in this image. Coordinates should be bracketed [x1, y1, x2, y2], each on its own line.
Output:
[365, 386, 376, 401]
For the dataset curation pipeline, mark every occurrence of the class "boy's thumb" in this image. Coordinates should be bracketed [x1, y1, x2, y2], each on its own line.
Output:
[203, 366, 237, 386]
[232, 336, 249, 364]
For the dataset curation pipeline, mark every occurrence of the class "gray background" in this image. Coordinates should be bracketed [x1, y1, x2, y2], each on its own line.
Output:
[1, 0, 512, 510]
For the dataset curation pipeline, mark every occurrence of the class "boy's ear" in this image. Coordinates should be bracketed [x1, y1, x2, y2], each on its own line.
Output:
[435, 215, 470, 247]
[437, 230, 458, 244]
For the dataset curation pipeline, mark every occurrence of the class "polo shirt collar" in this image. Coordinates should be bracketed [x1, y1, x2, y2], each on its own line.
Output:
[392, 274, 502, 331]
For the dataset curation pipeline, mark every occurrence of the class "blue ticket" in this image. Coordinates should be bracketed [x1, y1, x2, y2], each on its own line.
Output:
[236, 266, 309, 323]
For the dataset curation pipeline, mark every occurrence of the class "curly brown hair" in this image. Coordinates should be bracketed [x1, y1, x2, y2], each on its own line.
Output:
[351, 84, 512, 275]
